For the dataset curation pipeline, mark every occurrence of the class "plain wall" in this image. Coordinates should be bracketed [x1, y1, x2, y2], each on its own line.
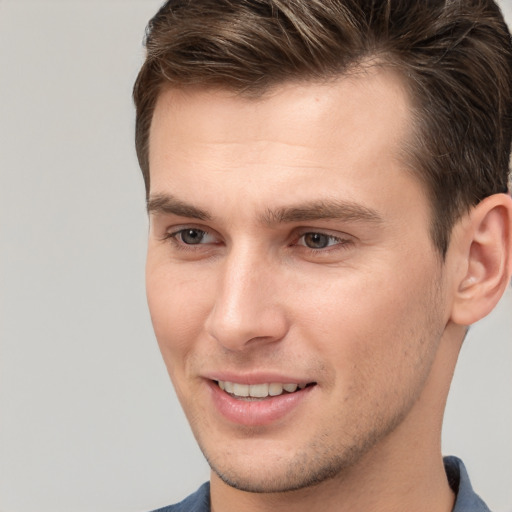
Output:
[0, 1, 510, 511]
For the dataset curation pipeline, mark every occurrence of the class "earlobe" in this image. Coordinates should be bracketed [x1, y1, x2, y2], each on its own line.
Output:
[450, 193, 512, 326]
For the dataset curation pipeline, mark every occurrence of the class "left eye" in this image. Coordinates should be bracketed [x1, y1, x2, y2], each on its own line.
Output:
[298, 232, 342, 249]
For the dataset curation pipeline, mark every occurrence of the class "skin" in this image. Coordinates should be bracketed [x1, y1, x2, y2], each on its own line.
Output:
[145, 68, 511, 512]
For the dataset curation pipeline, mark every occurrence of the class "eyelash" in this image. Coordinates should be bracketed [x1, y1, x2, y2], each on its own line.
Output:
[162, 228, 215, 250]
[295, 232, 350, 251]
[162, 227, 353, 255]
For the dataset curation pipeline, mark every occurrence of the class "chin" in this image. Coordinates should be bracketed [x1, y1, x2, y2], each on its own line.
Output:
[201, 439, 362, 494]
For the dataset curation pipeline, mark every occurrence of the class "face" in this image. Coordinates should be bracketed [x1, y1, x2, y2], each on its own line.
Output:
[146, 70, 451, 493]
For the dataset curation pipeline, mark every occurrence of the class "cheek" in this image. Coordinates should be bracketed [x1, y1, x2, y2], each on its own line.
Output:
[146, 258, 214, 373]
[294, 263, 443, 390]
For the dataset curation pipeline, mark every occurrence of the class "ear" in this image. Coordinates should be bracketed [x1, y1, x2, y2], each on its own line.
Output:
[450, 193, 512, 326]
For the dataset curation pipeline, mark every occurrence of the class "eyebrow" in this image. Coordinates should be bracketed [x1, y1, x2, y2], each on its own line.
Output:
[260, 200, 383, 225]
[147, 194, 383, 225]
[147, 194, 211, 220]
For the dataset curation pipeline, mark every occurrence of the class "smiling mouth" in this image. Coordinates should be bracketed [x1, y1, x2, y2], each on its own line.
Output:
[216, 380, 316, 400]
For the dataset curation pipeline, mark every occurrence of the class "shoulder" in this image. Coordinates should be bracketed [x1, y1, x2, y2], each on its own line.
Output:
[444, 456, 492, 512]
[150, 482, 210, 512]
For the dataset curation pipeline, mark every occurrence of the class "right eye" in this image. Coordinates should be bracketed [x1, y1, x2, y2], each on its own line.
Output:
[167, 228, 219, 246]
[177, 228, 207, 244]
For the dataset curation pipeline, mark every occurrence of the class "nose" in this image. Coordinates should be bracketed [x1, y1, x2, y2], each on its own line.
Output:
[204, 247, 289, 351]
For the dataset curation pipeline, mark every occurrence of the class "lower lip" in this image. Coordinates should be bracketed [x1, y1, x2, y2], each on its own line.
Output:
[207, 381, 314, 426]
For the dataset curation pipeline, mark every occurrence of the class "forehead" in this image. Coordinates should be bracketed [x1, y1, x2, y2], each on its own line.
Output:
[151, 68, 411, 150]
[148, 68, 421, 217]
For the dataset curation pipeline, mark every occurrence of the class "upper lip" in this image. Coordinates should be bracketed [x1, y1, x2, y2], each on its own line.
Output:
[204, 372, 315, 386]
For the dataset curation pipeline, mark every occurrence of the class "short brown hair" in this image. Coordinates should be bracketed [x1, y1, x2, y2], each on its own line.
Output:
[133, 0, 512, 255]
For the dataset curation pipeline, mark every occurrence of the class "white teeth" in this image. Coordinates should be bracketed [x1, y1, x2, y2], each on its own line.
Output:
[217, 380, 308, 398]
[268, 383, 284, 396]
[249, 383, 269, 398]
[232, 383, 249, 397]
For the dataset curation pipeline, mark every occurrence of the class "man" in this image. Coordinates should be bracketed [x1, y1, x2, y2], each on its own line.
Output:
[133, 1, 512, 511]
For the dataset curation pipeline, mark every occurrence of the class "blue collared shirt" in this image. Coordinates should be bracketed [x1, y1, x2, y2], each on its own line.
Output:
[152, 456, 491, 512]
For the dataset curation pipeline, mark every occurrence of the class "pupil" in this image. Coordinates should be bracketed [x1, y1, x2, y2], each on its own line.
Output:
[305, 233, 328, 249]
[181, 229, 204, 244]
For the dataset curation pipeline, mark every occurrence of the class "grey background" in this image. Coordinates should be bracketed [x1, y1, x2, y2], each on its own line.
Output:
[0, 1, 510, 511]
